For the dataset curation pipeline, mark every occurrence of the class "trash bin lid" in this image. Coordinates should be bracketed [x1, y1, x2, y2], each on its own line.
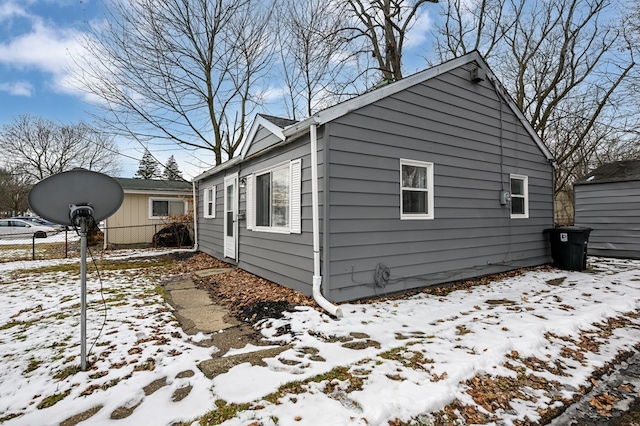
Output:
[545, 226, 592, 233]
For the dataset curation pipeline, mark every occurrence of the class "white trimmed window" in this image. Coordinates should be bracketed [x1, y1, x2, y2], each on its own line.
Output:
[204, 186, 216, 218]
[149, 198, 186, 219]
[246, 159, 301, 234]
[510, 174, 529, 219]
[400, 159, 434, 220]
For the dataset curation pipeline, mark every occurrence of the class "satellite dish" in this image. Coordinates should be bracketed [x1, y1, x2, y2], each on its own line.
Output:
[29, 168, 124, 226]
[28, 169, 123, 371]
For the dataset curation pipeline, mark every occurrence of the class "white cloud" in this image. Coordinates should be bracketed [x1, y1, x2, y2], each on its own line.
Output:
[0, 1, 29, 21]
[0, 81, 34, 96]
[0, 9, 89, 97]
[403, 6, 435, 50]
[260, 86, 287, 103]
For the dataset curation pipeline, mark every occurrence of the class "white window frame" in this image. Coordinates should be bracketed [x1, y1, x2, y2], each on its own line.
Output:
[149, 197, 187, 219]
[510, 174, 529, 219]
[247, 159, 301, 234]
[400, 159, 434, 220]
[203, 185, 216, 219]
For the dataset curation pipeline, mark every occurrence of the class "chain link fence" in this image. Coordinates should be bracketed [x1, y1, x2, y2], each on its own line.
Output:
[0, 220, 194, 263]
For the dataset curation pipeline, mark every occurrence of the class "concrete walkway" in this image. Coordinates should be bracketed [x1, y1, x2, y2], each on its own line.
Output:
[162, 268, 291, 379]
[163, 268, 238, 335]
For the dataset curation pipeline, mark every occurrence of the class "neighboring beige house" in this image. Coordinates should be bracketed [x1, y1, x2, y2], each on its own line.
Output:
[104, 178, 193, 248]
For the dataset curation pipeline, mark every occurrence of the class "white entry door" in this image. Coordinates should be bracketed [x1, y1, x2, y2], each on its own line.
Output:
[223, 174, 238, 260]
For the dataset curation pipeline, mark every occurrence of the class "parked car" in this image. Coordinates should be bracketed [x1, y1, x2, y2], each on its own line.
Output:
[0, 219, 59, 239]
[11, 216, 66, 231]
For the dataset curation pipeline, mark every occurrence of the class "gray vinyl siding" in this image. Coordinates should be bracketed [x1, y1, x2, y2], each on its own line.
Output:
[234, 135, 321, 295]
[574, 180, 640, 258]
[197, 170, 233, 261]
[323, 66, 554, 302]
[244, 127, 281, 158]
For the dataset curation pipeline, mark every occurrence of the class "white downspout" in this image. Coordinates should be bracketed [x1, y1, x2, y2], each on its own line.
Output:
[103, 218, 108, 250]
[191, 181, 199, 251]
[310, 123, 343, 318]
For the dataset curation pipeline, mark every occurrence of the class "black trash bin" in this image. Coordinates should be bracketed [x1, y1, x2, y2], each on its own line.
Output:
[544, 226, 592, 271]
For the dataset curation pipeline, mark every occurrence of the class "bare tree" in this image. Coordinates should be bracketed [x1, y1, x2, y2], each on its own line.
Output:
[0, 168, 30, 216]
[75, 0, 274, 166]
[433, 0, 509, 60]
[275, 0, 360, 119]
[433, 0, 636, 222]
[0, 115, 121, 183]
[344, 0, 438, 81]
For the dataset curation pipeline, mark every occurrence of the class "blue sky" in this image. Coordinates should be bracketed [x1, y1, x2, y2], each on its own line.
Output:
[0, 0, 100, 123]
[0, 0, 163, 178]
[0, 0, 436, 179]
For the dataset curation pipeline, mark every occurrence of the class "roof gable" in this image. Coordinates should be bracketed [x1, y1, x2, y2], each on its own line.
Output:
[575, 160, 640, 185]
[239, 114, 297, 159]
[282, 51, 553, 162]
[195, 51, 554, 182]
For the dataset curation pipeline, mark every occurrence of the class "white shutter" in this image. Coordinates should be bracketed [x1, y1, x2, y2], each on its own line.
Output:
[290, 159, 301, 234]
[212, 186, 216, 218]
[203, 186, 216, 218]
[245, 174, 254, 230]
[210, 186, 216, 218]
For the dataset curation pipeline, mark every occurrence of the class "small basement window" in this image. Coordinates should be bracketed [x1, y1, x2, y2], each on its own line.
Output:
[150, 198, 186, 219]
[400, 159, 434, 220]
[510, 174, 529, 219]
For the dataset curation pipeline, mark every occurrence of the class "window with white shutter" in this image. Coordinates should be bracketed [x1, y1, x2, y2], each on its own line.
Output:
[246, 159, 302, 234]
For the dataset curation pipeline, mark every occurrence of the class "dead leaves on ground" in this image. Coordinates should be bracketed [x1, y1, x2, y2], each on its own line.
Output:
[590, 392, 620, 417]
[433, 312, 640, 425]
[204, 268, 316, 318]
[173, 253, 316, 319]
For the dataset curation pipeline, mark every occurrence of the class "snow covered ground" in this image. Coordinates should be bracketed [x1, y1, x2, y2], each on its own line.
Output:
[1, 252, 639, 425]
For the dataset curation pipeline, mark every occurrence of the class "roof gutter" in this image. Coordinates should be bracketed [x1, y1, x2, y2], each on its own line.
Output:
[309, 122, 343, 318]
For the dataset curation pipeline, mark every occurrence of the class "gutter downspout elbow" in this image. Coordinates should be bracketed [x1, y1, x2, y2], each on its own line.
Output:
[309, 123, 343, 319]
[313, 275, 342, 318]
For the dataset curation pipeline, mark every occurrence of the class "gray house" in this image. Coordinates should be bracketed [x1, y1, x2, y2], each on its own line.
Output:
[194, 51, 555, 309]
[574, 160, 640, 259]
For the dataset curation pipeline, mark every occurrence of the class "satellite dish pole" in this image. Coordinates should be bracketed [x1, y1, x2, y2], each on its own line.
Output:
[29, 169, 123, 372]
[70, 204, 95, 371]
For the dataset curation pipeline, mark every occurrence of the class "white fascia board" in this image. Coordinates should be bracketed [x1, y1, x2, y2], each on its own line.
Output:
[239, 114, 286, 159]
[193, 156, 241, 182]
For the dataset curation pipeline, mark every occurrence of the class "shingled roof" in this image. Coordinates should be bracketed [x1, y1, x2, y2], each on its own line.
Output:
[575, 160, 640, 185]
[259, 114, 297, 128]
[114, 177, 191, 193]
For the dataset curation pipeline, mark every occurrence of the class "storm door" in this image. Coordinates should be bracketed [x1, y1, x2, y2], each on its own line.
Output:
[223, 174, 238, 260]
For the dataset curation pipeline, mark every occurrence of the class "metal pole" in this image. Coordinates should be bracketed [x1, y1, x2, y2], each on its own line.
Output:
[80, 219, 88, 371]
